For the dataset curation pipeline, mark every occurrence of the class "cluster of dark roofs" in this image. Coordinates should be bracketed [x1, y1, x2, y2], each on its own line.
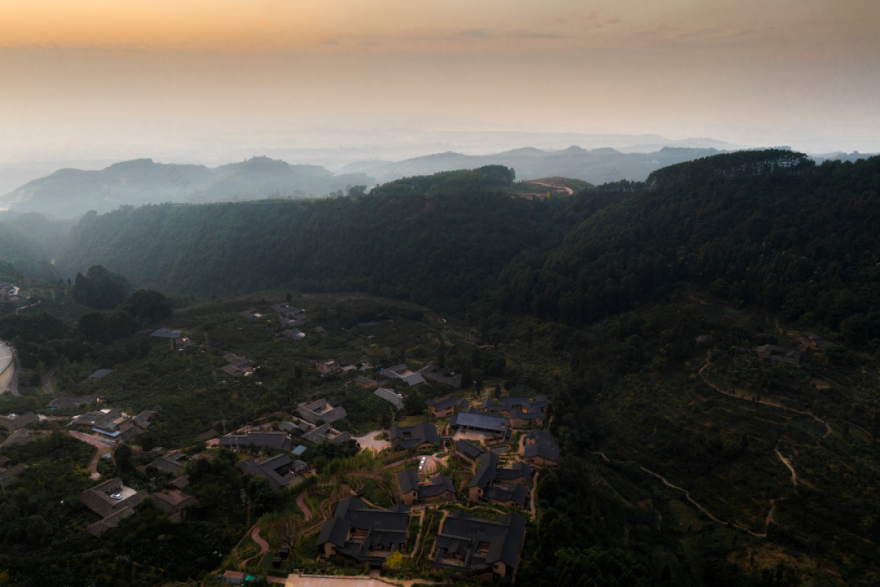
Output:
[755, 344, 802, 365]
[522, 430, 560, 464]
[297, 399, 347, 424]
[389, 421, 439, 449]
[449, 409, 511, 440]
[221, 353, 255, 376]
[432, 510, 526, 579]
[317, 497, 410, 565]
[301, 423, 351, 444]
[80, 478, 147, 536]
[217, 431, 293, 452]
[426, 396, 469, 412]
[70, 408, 155, 443]
[238, 454, 309, 489]
[468, 451, 531, 506]
[397, 469, 455, 501]
[419, 363, 463, 388]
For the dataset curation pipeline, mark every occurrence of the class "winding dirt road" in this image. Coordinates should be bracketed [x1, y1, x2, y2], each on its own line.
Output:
[524, 180, 574, 195]
[42, 365, 59, 394]
[297, 494, 313, 522]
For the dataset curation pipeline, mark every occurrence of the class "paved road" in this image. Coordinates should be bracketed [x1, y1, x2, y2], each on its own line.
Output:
[42, 365, 59, 394]
[9, 351, 20, 396]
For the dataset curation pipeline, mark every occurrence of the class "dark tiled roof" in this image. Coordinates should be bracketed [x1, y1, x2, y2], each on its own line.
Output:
[484, 483, 528, 505]
[524, 443, 560, 462]
[433, 510, 526, 573]
[88, 369, 113, 379]
[426, 396, 468, 411]
[494, 461, 531, 482]
[469, 451, 500, 489]
[389, 421, 439, 448]
[455, 439, 485, 460]
[418, 475, 455, 499]
[397, 469, 419, 494]
[150, 328, 182, 339]
[317, 497, 409, 562]
[524, 430, 556, 446]
[450, 411, 509, 433]
[217, 431, 292, 452]
[374, 388, 404, 409]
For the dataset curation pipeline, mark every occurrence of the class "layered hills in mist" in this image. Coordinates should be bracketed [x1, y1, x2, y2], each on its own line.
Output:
[1, 146, 728, 218]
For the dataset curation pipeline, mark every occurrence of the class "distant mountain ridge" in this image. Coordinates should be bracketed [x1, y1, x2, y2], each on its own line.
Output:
[0, 156, 375, 218]
[339, 145, 727, 185]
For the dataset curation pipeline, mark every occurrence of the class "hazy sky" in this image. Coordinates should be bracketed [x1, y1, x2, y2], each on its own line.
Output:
[1, 0, 879, 161]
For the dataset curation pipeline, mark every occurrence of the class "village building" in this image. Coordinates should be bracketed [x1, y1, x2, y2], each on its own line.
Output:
[397, 470, 456, 505]
[149, 328, 192, 350]
[353, 376, 379, 389]
[431, 510, 526, 581]
[455, 439, 486, 462]
[152, 490, 199, 522]
[0, 411, 38, 432]
[2, 428, 49, 447]
[238, 454, 310, 489]
[239, 309, 265, 320]
[374, 387, 404, 409]
[379, 364, 426, 387]
[87, 369, 113, 380]
[425, 396, 469, 418]
[301, 423, 352, 444]
[467, 452, 531, 506]
[521, 430, 560, 467]
[419, 363, 463, 388]
[389, 421, 439, 450]
[80, 478, 148, 536]
[47, 395, 95, 410]
[755, 344, 802, 365]
[317, 497, 410, 566]
[149, 450, 203, 475]
[800, 331, 834, 349]
[0, 463, 26, 489]
[449, 409, 511, 442]
[297, 399, 347, 425]
[220, 353, 255, 376]
[218, 431, 293, 452]
[282, 328, 305, 339]
[315, 359, 340, 375]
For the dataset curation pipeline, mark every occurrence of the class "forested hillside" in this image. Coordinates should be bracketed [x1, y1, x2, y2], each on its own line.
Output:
[59, 167, 622, 314]
[61, 151, 880, 341]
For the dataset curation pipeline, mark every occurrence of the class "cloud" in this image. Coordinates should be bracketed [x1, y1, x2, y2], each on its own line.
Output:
[321, 39, 340, 45]
[606, 19, 619, 25]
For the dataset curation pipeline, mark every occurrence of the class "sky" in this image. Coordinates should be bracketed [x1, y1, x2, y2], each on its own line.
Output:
[1, 0, 879, 166]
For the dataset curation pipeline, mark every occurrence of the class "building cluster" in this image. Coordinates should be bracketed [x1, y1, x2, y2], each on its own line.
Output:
[69, 408, 156, 444]
[149, 328, 193, 350]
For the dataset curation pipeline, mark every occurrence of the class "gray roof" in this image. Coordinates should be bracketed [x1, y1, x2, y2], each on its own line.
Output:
[524, 443, 560, 462]
[450, 411, 509, 433]
[483, 483, 528, 505]
[433, 511, 526, 573]
[316, 497, 409, 562]
[374, 388, 404, 409]
[426, 396, 469, 411]
[756, 344, 802, 365]
[150, 328, 182, 339]
[455, 439, 485, 460]
[389, 421, 439, 448]
[524, 430, 556, 447]
[217, 431, 292, 452]
[238, 454, 293, 489]
[397, 469, 419, 494]
[468, 451, 500, 489]
[88, 369, 113, 379]
[494, 461, 531, 482]
[418, 475, 455, 499]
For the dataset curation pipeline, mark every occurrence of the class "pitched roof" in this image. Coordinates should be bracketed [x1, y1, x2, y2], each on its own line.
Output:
[238, 454, 293, 489]
[450, 411, 509, 433]
[484, 483, 528, 505]
[88, 369, 113, 379]
[374, 387, 404, 409]
[150, 328, 182, 339]
[316, 497, 409, 561]
[455, 439, 485, 460]
[494, 461, 531, 482]
[418, 475, 455, 499]
[426, 396, 468, 411]
[469, 451, 500, 489]
[524, 430, 556, 447]
[397, 469, 419, 494]
[524, 443, 560, 462]
[433, 510, 526, 573]
[217, 431, 292, 451]
[389, 421, 439, 448]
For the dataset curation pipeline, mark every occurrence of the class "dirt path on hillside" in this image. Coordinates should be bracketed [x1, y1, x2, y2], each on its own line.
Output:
[700, 350, 833, 438]
[297, 494, 313, 522]
[42, 365, 59, 394]
[523, 181, 574, 195]
[240, 526, 270, 567]
[775, 448, 797, 488]
[530, 471, 539, 519]
[592, 450, 769, 538]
